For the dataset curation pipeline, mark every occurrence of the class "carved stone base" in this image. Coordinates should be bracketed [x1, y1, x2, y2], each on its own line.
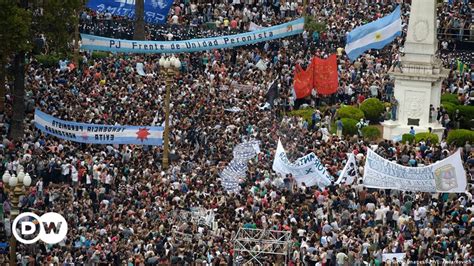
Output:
[382, 120, 444, 142]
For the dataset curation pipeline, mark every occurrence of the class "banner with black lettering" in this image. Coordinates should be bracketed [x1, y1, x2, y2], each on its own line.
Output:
[80, 18, 304, 54]
[272, 140, 333, 188]
[363, 149, 467, 192]
[34, 109, 163, 146]
[335, 153, 358, 185]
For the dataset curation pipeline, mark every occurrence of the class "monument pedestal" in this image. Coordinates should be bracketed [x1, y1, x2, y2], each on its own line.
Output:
[381, 0, 448, 141]
[382, 120, 444, 141]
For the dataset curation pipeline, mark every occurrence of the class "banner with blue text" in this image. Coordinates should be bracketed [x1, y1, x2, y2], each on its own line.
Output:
[86, 0, 174, 24]
[34, 109, 163, 146]
[80, 18, 304, 54]
[363, 149, 467, 193]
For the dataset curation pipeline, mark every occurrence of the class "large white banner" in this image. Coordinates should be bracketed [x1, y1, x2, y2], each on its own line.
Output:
[81, 18, 304, 54]
[272, 140, 332, 188]
[363, 149, 467, 193]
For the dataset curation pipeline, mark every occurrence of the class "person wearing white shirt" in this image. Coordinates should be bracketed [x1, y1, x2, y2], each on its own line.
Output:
[366, 202, 375, 212]
[71, 165, 79, 186]
[374, 207, 385, 225]
[171, 14, 179, 25]
[61, 162, 71, 183]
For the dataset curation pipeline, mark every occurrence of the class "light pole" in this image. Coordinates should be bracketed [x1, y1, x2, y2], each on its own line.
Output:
[2, 169, 32, 266]
[158, 55, 181, 170]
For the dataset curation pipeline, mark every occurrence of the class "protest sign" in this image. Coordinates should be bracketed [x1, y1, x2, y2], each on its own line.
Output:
[272, 140, 332, 188]
[220, 140, 260, 193]
[34, 109, 163, 146]
[363, 149, 467, 192]
[249, 22, 264, 31]
[87, 0, 174, 24]
[382, 253, 406, 262]
[335, 153, 358, 185]
[81, 18, 304, 54]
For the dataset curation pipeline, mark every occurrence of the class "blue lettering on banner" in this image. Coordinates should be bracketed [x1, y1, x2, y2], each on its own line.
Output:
[362, 149, 467, 193]
[34, 109, 163, 146]
[80, 18, 304, 54]
[86, 0, 173, 24]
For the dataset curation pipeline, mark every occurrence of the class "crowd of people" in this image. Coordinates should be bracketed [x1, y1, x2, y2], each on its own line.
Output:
[0, 0, 473, 265]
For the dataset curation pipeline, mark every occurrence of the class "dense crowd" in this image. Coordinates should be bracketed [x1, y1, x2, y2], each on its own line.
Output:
[1, 0, 474, 265]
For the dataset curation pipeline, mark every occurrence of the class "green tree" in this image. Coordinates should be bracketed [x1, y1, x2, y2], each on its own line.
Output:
[360, 98, 385, 123]
[0, 3, 31, 114]
[1, 0, 82, 140]
[36, 0, 83, 54]
[304, 16, 326, 34]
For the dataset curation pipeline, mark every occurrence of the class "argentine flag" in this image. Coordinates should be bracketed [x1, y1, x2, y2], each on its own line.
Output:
[345, 6, 402, 62]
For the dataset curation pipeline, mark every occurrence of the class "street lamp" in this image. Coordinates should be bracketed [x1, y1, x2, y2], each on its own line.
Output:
[2, 170, 31, 266]
[159, 55, 181, 170]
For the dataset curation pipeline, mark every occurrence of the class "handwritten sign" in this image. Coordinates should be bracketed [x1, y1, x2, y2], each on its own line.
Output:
[363, 149, 467, 192]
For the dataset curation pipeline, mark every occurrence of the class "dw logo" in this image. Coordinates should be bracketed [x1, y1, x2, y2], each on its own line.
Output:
[12, 212, 68, 245]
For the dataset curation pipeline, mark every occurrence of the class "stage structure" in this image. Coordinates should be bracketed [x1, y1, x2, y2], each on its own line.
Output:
[232, 228, 292, 265]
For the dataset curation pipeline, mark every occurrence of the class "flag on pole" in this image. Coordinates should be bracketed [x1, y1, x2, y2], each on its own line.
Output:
[249, 22, 264, 31]
[457, 59, 467, 75]
[335, 153, 358, 185]
[312, 54, 339, 95]
[293, 63, 314, 99]
[265, 77, 279, 107]
[345, 5, 402, 62]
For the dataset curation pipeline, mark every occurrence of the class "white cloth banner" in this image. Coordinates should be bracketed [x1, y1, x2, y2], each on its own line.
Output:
[255, 59, 268, 71]
[363, 149, 467, 193]
[81, 18, 304, 54]
[272, 140, 332, 188]
[382, 253, 405, 262]
[224, 107, 243, 113]
[136, 62, 146, 76]
[335, 153, 358, 185]
[249, 22, 264, 31]
[220, 140, 260, 193]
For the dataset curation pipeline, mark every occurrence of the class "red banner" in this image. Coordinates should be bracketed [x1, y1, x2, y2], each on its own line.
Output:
[312, 54, 338, 95]
[293, 63, 313, 99]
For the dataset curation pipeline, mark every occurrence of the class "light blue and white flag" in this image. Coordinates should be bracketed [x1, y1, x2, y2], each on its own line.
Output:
[345, 6, 402, 62]
[34, 109, 163, 146]
[80, 18, 304, 54]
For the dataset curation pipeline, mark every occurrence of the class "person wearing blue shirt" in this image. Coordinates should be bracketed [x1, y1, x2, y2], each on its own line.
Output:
[409, 126, 415, 136]
[312, 31, 319, 44]
[336, 117, 344, 138]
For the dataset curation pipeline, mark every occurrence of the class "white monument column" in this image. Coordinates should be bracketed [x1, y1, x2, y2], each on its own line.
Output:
[382, 0, 449, 140]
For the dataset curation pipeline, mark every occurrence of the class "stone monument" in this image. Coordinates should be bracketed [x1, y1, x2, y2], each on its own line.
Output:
[382, 0, 448, 140]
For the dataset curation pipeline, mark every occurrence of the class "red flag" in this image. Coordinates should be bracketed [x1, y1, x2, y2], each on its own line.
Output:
[293, 63, 313, 99]
[312, 54, 338, 95]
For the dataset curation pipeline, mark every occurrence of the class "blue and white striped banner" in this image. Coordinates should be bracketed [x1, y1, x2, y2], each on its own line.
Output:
[80, 18, 304, 54]
[34, 109, 163, 146]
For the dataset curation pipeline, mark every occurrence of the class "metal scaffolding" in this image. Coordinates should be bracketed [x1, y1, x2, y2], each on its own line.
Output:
[232, 228, 292, 265]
